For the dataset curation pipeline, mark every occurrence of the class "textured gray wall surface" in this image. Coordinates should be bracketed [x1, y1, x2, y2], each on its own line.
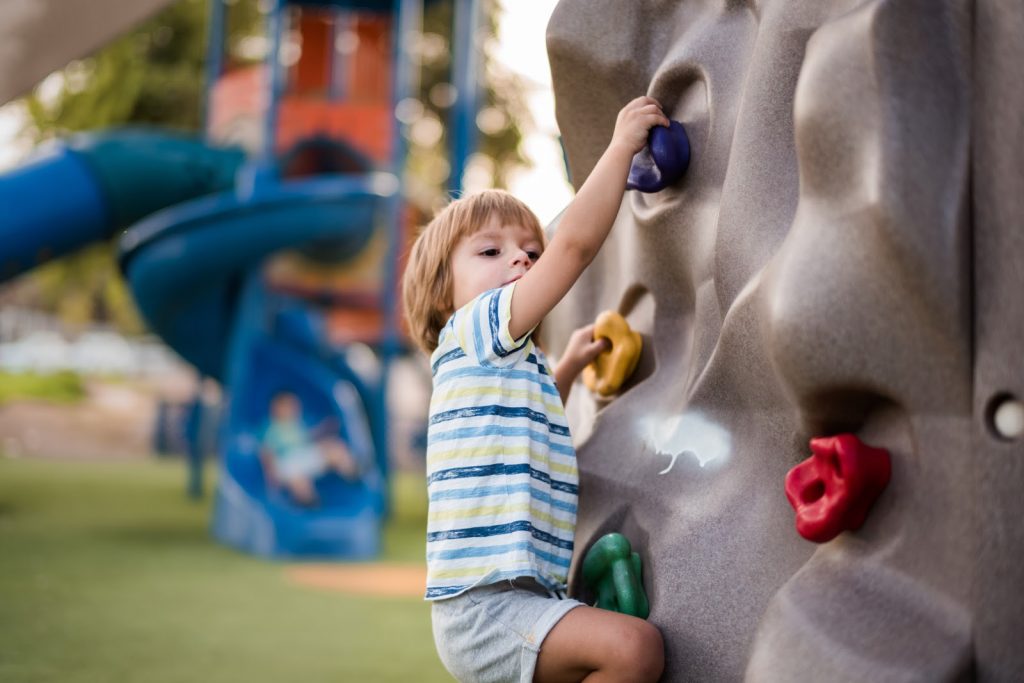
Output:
[0, 0, 173, 105]
[545, 1, 1023, 680]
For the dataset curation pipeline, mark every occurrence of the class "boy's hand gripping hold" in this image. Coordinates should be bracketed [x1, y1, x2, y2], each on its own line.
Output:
[554, 323, 611, 404]
[507, 97, 670, 344]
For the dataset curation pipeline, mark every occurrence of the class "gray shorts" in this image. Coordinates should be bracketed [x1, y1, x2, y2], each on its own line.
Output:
[431, 577, 584, 683]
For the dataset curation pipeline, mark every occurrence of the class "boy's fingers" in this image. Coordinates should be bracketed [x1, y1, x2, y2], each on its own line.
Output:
[568, 326, 594, 347]
[624, 106, 670, 130]
[628, 95, 660, 110]
[626, 105, 663, 121]
[641, 113, 670, 128]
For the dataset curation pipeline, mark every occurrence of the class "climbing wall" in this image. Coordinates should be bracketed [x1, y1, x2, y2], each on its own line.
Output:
[544, 1, 1024, 680]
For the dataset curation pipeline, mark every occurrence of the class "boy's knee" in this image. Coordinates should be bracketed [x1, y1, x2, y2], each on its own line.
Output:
[635, 621, 665, 681]
[613, 619, 664, 682]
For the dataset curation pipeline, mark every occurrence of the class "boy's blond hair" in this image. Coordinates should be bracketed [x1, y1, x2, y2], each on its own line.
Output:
[402, 189, 546, 354]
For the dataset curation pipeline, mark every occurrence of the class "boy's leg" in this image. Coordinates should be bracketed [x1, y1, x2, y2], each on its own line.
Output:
[533, 606, 664, 683]
[287, 477, 317, 505]
[321, 440, 359, 480]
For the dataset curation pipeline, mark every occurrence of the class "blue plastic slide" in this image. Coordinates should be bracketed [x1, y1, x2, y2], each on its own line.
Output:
[0, 129, 397, 559]
[119, 164, 397, 559]
[0, 130, 243, 280]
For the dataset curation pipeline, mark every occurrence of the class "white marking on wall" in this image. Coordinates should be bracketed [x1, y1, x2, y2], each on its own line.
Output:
[638, 412, 731, 473]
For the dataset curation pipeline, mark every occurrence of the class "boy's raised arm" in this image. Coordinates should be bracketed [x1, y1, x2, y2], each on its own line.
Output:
[509, 96, 669, 341]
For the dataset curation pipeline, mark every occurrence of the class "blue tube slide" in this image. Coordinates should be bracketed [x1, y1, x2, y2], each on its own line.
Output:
[2, 125, 396, 559]
[213, 276, 385, 558]
[0, 145, 109, 279]
[120, 171, 397, 558]
[119, 172, 397, 381]
[0, 130, 244, 283]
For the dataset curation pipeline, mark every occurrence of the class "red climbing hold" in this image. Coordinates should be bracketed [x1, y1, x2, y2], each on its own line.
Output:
[784, 434, 891, 543]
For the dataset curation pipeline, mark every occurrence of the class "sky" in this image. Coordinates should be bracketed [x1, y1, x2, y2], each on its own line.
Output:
[0, 0, 573, 222]
[491, 0, 573, 225]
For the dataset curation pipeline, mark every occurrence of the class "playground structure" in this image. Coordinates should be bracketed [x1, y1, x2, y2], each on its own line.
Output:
[546, 0, 1024, 680]
[3, 0, 1023, 680]
[0, 0, 484, 559]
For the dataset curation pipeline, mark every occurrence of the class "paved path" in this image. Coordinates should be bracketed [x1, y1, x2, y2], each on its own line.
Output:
[0, 375, 192, 459]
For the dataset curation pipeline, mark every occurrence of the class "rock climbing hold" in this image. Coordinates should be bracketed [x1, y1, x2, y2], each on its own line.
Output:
[582, 532, 650, 619]
[626, 119, 691, 193]
[784, 434, 891, 544]
[582, 310, 642, 397]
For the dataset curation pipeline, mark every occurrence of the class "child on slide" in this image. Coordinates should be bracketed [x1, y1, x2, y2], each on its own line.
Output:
[260, 391, 359, 506]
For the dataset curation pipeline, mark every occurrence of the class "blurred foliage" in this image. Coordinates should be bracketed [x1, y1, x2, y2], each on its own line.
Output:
[411, 0, 528, 205]
[12, 0, 526, 335]
[0, 370, 86, 406]
[26, 1, 212, 135]
[24, 241, 145, 333]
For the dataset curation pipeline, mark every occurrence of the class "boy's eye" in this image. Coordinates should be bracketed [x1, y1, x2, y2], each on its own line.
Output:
[527, 251, 540, 261]
[480, 248, 500, 257]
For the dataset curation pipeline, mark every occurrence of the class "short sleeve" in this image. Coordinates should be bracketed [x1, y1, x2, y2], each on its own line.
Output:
[260, 423, 279, 454]
[447, 282, 534, 367]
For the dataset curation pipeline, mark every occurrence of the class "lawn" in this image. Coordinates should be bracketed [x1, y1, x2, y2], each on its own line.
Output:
[0, 457, 450, 683]
[0, 371, 85, 406]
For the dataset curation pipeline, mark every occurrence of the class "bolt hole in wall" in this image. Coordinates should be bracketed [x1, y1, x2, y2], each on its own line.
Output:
[986, 392, 1024, 441]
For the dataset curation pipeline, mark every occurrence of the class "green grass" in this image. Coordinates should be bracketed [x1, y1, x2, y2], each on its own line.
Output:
[0, 458, 450, 683]
[0, 371, 86, 405]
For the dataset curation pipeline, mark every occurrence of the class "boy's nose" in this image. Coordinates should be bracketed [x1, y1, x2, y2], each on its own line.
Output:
[510, 250, 530, 267]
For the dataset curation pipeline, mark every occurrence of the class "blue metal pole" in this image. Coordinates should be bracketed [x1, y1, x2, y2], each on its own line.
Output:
[203, 0, 226, 136]
[391, 0, 421, 172]
[186, 380, 205, 499]
[449, 0, 481, 195]
[262, 0, 287, 162]
[373, 0, 423, 509]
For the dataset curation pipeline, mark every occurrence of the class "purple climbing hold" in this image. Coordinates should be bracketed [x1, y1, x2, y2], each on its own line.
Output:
[626, 120, 691, 193]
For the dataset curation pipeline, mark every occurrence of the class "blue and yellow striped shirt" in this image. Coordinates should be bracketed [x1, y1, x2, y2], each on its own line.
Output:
[424, 282, 578, 600]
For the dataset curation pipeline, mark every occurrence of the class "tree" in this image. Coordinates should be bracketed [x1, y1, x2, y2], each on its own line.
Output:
[412, 0, 528, 205]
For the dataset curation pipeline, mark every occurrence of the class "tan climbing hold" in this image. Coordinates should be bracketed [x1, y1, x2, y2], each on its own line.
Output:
[582, 311, 642, 397]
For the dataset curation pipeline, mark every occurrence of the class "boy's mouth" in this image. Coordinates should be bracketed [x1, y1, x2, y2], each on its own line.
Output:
[502, 274, 524, 286]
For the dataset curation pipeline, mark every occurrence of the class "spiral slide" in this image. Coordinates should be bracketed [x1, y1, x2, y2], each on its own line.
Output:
[0, 129, 397, 558]
[121, 164, 397, 558]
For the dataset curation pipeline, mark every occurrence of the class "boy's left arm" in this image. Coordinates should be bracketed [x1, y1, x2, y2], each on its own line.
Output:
[553, 324, 610, 405]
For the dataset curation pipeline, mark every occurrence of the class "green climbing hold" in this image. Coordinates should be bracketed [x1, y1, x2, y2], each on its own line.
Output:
[581, 532, 650, 619]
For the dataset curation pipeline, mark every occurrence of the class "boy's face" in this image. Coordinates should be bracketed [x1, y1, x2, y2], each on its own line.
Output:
[271, 394, 300, 421]
[450, 217, 543, 311]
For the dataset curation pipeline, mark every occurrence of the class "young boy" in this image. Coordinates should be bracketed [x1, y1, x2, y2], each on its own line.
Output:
[402, 96, 668, 683]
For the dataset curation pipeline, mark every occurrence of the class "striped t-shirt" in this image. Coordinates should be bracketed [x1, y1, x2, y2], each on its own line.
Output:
[424, 282, 579, 600]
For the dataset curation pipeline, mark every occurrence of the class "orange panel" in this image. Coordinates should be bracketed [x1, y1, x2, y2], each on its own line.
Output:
[276, 99, 392, 162]
[346, 15, 392, 102]
[293, 12, 332, 94]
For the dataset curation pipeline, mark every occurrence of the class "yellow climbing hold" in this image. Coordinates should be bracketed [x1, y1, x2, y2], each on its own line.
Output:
[582, 311, 642, 397]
